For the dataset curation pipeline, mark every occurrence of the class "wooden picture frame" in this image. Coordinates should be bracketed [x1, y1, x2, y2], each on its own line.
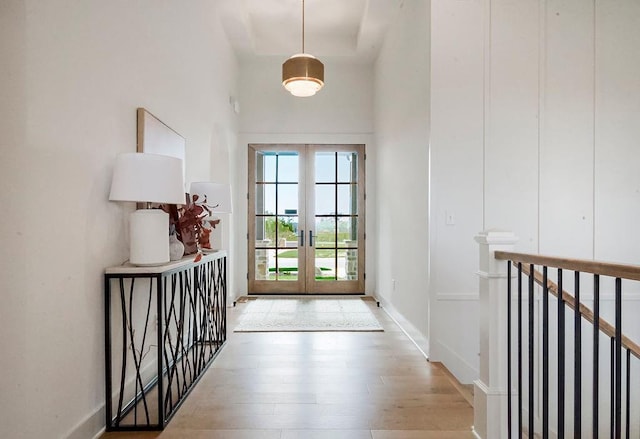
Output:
[136, 107, 186, 170]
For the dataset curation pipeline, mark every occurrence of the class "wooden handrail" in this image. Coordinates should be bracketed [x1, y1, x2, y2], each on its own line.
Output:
[511, 262, 640, 361]
[495, 251, 640, 282]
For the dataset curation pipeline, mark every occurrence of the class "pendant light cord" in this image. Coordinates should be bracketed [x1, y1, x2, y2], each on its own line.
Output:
[302, 0, 305, 53]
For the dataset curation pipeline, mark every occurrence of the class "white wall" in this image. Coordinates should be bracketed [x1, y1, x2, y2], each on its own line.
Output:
[0, 1, 237, 437]
[232, 57, 375, 300]
[430, 0, 640, 384]
[373, 0, 431, 353]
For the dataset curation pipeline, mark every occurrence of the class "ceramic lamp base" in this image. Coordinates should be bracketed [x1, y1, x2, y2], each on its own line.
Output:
[129, 209, 169, 266]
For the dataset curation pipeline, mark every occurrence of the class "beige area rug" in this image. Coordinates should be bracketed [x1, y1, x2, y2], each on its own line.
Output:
[233, 298, 384, 332]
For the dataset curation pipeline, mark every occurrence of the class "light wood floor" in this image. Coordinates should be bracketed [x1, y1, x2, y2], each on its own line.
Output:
[102, 299, 474, 439]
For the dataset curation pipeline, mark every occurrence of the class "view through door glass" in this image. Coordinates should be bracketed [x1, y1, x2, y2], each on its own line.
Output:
[249, 145, 305, 294]
[307, 147, 364, 293]
[248, 144, 365, 294]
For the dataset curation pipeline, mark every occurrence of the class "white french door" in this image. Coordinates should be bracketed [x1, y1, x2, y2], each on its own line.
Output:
[248, 144, 365, 294]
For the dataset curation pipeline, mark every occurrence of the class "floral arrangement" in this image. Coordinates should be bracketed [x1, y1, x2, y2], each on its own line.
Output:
[174, 194, 220, 260]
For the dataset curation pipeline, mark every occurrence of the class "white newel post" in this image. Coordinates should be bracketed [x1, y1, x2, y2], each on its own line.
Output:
[473, 230, 518, 439]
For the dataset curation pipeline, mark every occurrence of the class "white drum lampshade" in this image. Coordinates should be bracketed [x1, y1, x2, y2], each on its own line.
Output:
[109, 153, 185, 266]
[190, 182, 232, 251]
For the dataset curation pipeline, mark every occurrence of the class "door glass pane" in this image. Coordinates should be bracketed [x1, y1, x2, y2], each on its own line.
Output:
[255, 216, 276, 245]
[278, 184, 298, 215]
[337, 184, 356, 215]
[255, 248, 275, 280]
[315, 152, 335, 182]
[315, 249, 336, 281]
[337, 217, 357, 248]
[257, 152, 277, 183]
[278, 153, 299, 182]
[276, 216, 298, 247]
[315, 217, 336, 249]
[337, 152, 357, 183]
[256, 183, 276, 215]
[342, 250, 357, 280]
[276, 249, 298, 281]
[315, 184, 335, 215]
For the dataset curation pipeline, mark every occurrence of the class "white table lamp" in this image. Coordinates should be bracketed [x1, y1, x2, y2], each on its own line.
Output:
[110, 153, 185, 265]
[190, 182, 232, 250]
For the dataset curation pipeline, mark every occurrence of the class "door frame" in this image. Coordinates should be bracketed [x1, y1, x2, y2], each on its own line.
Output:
[247, 143, 366, 294]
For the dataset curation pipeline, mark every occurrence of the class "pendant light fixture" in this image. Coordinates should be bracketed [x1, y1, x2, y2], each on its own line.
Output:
[282, 0, 324, 97]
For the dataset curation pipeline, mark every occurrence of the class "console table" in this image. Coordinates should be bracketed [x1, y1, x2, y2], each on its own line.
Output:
[104, 251, 227, 431]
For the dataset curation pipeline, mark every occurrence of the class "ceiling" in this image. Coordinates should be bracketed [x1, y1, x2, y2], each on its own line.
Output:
[218, 0, 402, 62]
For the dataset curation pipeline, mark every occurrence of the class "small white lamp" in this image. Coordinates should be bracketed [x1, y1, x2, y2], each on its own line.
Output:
[189, 182, 232, 251]
[110, 153, 185, 266]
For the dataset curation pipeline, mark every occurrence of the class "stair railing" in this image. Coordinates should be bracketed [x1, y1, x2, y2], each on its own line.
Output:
[474, 231, 640, 439]
[496, 251, 640, 439]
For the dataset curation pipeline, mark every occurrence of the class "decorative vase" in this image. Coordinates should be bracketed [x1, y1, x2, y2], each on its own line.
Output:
[169, 233, 185, 261]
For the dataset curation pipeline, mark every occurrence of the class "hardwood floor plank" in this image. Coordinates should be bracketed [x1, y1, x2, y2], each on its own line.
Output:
[371, 431, 475, 439]
[101, 300, 474, 438]
[281, 430, 372, 439]
[163, 430, 282, 439]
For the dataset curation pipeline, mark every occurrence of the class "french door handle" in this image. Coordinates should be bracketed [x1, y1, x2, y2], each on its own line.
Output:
[309, 230, 315, 247]
[299, 230, 305, 247]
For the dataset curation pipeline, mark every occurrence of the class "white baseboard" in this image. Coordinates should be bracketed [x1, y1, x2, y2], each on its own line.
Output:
[437, 293, 479, 301]
[91, 427, 106, 439]
[374, 295, 430, 359]
[432, 339, 478, 384]
[64, 404, 104, 439]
